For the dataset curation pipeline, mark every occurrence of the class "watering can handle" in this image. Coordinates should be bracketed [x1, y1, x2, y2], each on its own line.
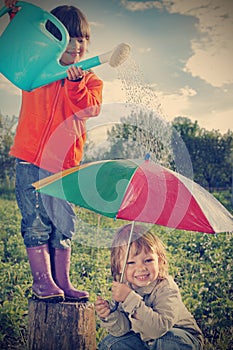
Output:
[0, 1, 68, 46]
[41, 9, 69, 45]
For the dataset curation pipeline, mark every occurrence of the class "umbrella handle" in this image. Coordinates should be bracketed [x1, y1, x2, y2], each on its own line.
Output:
[109, 222, 135, 314]
[109, 301, 119, 313]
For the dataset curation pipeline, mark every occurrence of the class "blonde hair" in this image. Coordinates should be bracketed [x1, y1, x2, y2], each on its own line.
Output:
[111, 224, 168, 281]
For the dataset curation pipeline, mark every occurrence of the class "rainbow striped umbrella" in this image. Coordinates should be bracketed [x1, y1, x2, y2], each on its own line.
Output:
[33, 157, 233, 234]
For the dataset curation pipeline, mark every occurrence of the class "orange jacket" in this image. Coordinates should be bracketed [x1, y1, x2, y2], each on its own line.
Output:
[10, 72, 103, 173]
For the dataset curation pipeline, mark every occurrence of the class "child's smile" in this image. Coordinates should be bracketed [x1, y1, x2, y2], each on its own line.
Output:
[134, 273, 150, 281]
[123, 244, 159, 288]
[60, 37, 87, 65]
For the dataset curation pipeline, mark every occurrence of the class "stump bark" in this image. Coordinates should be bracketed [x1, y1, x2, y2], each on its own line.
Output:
[28, 298, 96, 350]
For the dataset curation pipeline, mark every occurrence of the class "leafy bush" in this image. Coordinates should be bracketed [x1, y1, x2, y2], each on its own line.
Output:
[162, 229, 233, 350]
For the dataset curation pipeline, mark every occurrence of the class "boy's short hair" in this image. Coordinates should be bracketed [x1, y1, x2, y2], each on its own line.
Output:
[46, 5, 90, 41]
[111, 224, 168, 281]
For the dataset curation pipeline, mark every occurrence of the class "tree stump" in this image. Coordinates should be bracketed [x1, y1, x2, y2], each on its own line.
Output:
[28, 298, 96, 350]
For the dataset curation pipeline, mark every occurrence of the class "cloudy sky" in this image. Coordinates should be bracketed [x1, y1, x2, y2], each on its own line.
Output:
[0, 0, 232, 135]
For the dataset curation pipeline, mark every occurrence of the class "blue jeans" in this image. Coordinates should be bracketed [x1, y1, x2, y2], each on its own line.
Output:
[15, 159, 76, 248]
[98, 328, 202, 350]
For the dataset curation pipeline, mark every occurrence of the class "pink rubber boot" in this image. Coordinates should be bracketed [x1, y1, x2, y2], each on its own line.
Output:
[51, 247, 89, 302]
[26, 245, 64, 302]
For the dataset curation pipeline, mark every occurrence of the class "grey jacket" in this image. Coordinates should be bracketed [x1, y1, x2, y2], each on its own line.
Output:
[100, 276, 204, 347]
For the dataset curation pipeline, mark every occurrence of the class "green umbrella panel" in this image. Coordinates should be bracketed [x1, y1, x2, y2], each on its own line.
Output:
[33, 159, 141, 218]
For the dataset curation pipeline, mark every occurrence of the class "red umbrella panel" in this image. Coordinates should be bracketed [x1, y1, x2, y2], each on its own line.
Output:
[33, 158, 233, 234]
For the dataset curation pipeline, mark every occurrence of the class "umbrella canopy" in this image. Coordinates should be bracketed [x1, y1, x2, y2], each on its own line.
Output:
[33, 158, 233, 234]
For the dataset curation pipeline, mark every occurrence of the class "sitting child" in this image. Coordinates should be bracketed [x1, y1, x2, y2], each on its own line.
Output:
[95, 224, 204, 350]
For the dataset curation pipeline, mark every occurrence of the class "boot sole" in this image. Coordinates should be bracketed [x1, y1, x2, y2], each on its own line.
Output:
[32, 293, 64, 303]
[64, 296, 89, 303]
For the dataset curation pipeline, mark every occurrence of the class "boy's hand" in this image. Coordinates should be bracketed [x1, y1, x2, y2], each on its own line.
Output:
[95, 296, 111, 319]
[5, 0, 18, 12]
[67, 66, 84, 81]
[112, 281, 131, 302]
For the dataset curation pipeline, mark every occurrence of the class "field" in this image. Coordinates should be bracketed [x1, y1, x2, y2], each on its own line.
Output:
[0, 197, 232, 349]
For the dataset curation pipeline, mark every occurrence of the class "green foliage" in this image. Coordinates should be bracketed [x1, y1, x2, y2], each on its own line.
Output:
[0, 197, 232, 349]
[0, 113, 17, 188]
[85, 109, 174, 168]
[212, 190, 233, 212]
[0, 200, 30, 349]
[172, 117, 233, 191]
[162, 229, 233, 349]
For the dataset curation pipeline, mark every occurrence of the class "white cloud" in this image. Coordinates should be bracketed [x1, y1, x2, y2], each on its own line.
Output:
[102, 79, 127, 103]
[191, 108, 233, 133]
[184, 43, 233, 87]
[89, 21, 104, 28]
[156, 87, 195, 119]
[163, 0, 233, 87]
[102, 79, 196, 124]
[120, 0, 162, 11]
[179, 86, 197, 97]
[137, 47, 152, 53]
[95, 79, 196, 125]
[121, 0, 233, 87]
[156, 85, 232, 133]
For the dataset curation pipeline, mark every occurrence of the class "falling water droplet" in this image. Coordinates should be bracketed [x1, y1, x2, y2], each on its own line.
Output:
[115, 55, 174, 168]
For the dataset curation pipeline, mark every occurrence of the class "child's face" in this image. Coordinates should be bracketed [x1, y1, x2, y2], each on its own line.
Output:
[60, 37, 88, 66]
[122, 244, 159, 288]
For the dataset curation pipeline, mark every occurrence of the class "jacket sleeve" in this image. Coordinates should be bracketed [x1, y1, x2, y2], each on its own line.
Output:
[122, 286, 181, 342]
[65, 72, 103, 119]
[99, 306, 131, 337]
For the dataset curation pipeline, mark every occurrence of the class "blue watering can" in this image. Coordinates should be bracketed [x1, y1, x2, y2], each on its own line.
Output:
[0, 1, 131, 91]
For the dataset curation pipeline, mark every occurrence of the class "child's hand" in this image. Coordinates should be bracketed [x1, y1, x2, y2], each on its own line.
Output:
[95, 296, 111, 319]
[112, 281, 131, 302]
[5, 0, 18, 12]
[67, 66, 84, 81]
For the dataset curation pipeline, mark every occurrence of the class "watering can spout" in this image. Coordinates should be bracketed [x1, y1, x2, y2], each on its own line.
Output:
[31, 51, 113, 90]
[32, 44, 130, 90]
